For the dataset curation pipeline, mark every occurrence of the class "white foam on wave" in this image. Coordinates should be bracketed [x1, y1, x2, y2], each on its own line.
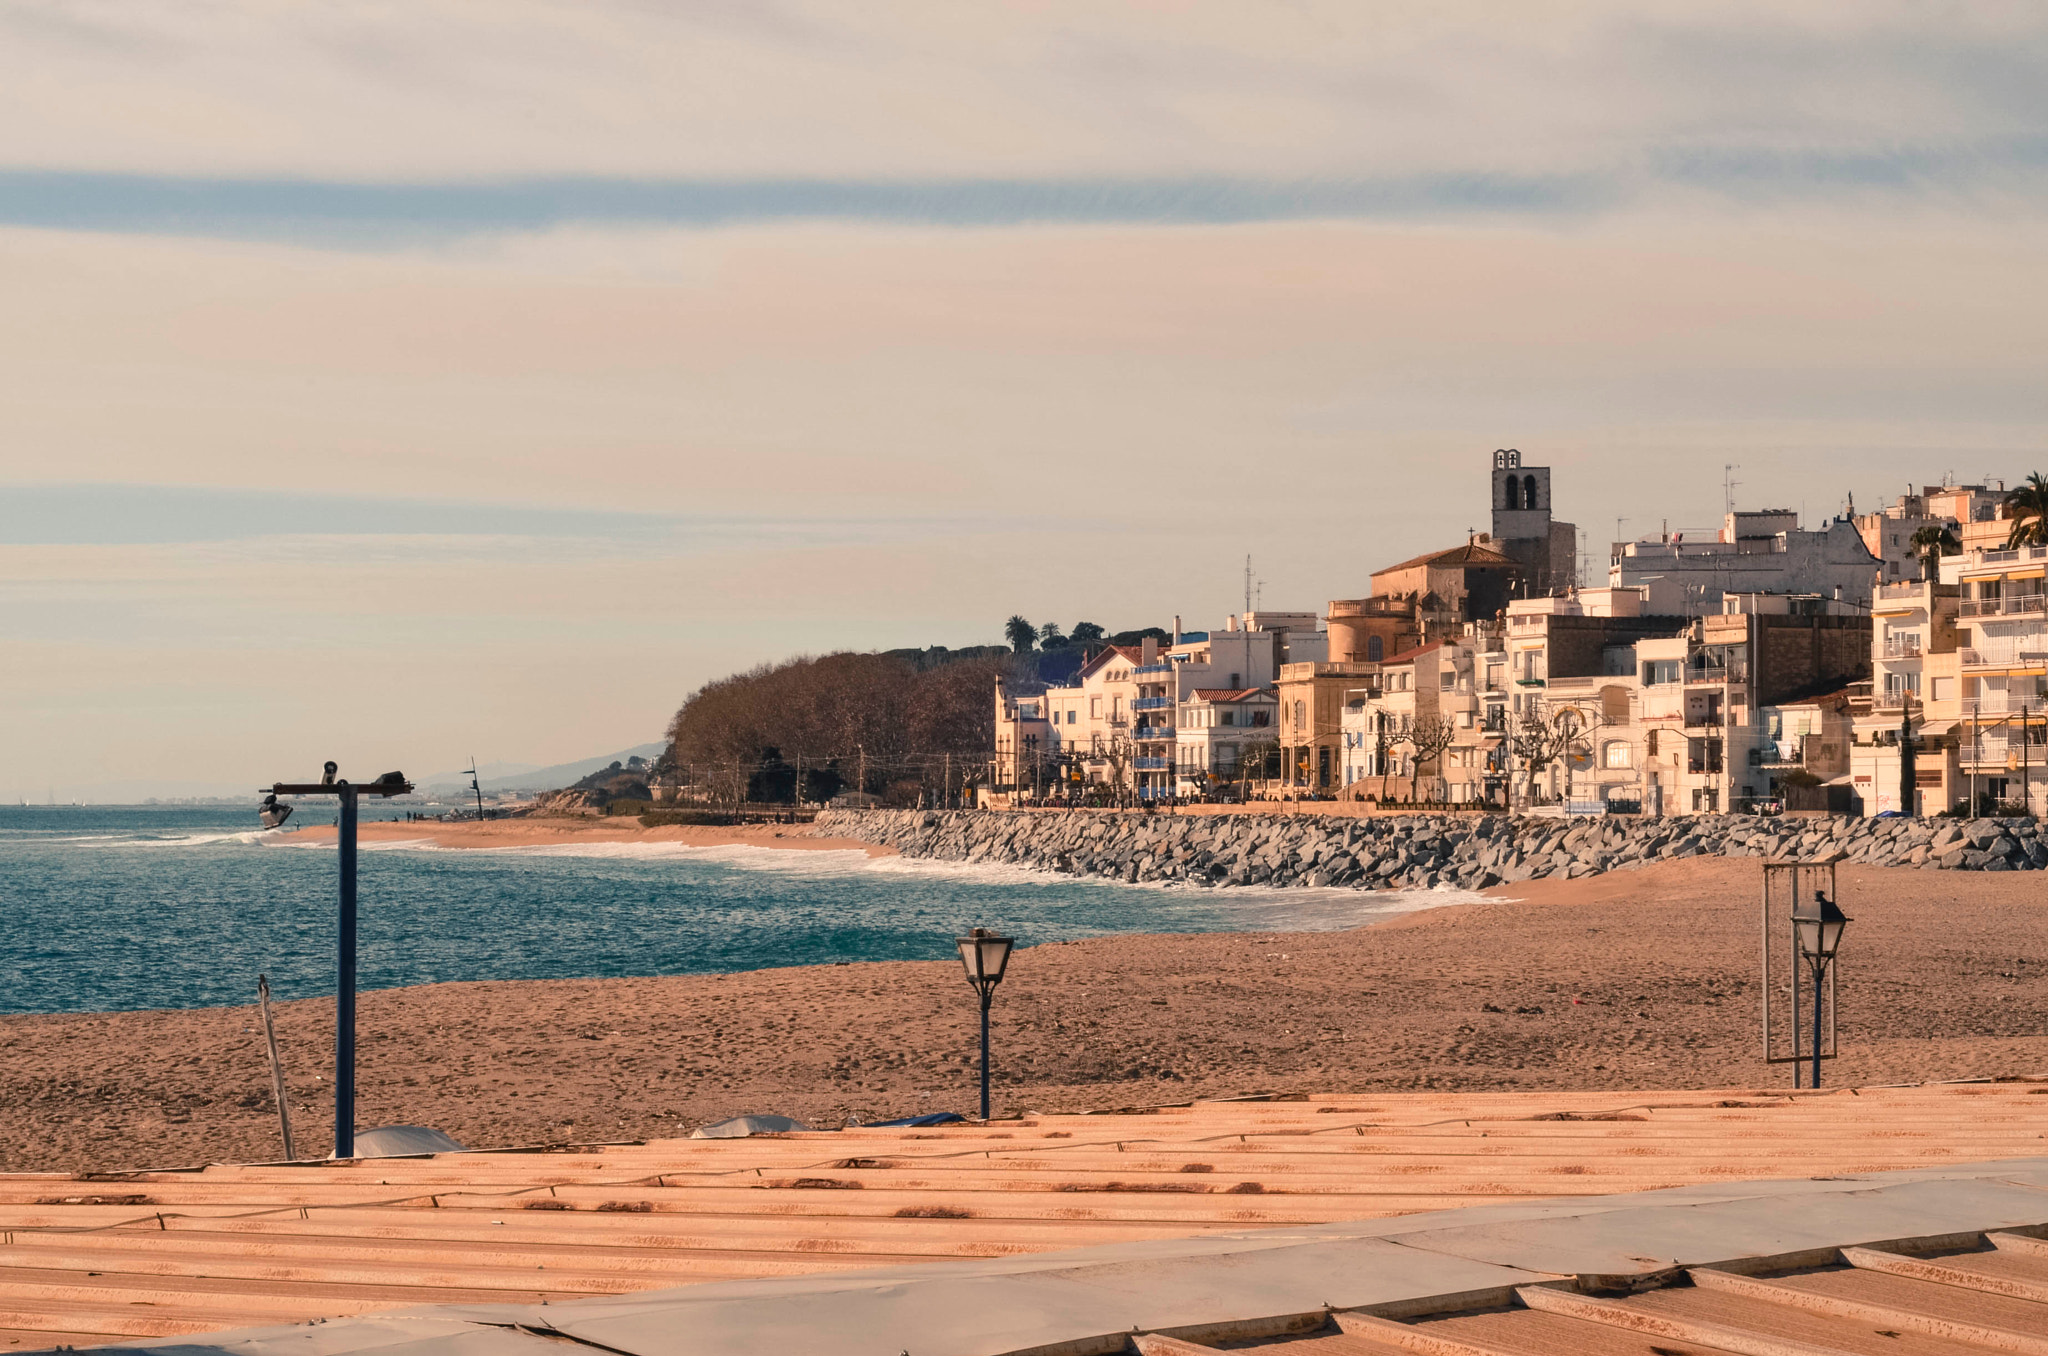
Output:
[331, 835, 1496, 929]
[76, 828, 288, 849]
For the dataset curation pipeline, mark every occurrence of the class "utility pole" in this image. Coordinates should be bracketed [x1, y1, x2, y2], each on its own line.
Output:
[857, 745, 866, 803]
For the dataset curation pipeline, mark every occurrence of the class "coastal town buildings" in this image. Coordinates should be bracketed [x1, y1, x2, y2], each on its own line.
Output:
[998, 451, 2036, 819]
[1039, 614, 1321, 800]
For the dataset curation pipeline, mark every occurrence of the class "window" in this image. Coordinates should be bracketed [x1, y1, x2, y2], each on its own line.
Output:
[1367, 635, 1383, 661]
[1440, 670, 1455, 690]
[1294, 700, 1306, 729]
[1067, 710, 1077, 725]
[1645, 660, 1682, 685]
[1090, 697, 1102, 718]
[1603, 740, 1631, 769]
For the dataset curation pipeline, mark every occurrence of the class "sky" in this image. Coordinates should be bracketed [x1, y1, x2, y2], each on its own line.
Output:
[4, 2, 2047, 798]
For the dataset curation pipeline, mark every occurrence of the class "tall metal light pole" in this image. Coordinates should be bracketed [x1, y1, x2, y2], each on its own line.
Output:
[264, 763, 413, 1158]
[955, 928, 1014, 1121]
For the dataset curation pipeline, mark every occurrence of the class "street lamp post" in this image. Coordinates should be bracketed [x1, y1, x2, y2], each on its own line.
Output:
[1791, 890, 1850, 1089]
[955, 927, 1014, 1121]
[263, 763, 414, 1158]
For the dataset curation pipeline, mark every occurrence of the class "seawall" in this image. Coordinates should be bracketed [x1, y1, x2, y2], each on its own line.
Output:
[813, 808, 2046, 890]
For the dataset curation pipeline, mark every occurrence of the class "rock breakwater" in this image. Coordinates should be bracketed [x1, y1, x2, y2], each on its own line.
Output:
[815, 808, 2047, 890]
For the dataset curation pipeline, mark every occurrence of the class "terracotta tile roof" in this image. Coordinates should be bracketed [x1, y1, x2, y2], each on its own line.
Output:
[5, 1083, 2047, 1348]
[1188, 688, 1271, 702]
[1371, 542, 1522, 577]
[1380, 641, 1445, 665]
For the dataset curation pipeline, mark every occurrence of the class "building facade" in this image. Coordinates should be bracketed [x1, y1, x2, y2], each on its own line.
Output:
[1611, 511, 1880, 614]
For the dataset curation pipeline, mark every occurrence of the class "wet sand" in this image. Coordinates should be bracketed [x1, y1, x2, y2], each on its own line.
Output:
[6, 857, 2047, 1173]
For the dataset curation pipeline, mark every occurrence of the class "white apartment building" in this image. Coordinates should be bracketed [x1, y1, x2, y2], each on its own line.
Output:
[1174, 688, 1278, 795]
[1610, 511, 1879, 614]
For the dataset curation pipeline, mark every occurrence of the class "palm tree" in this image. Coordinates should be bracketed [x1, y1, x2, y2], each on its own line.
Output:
[2006, 473, 2048, 549]
[1909, 523, 1960, 580]
[1038, 621, 1066, 648]
[1003, 615, 1036, 654]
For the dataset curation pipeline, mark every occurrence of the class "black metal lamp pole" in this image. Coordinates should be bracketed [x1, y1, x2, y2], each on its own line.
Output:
[955, 927, 1014, 1121]
[1791, 889, 1849, 1089]
[263, 764, 413, 1158]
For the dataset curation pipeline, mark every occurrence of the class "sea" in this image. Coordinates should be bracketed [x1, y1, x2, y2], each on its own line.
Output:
[0, 804, 1484, 1016]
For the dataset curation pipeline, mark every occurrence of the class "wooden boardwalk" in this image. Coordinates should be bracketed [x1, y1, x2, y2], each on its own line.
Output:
[3, 1082, 2043, 1349]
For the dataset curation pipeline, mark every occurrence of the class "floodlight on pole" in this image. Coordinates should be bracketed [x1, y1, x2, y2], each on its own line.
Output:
[261, 764, 413, 1158]
[955, 928, 1014, 1121]
[1790, 889, 1850, 1089]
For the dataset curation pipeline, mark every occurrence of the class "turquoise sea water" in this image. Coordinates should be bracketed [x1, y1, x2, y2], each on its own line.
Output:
[0, 806, 1477, 1016]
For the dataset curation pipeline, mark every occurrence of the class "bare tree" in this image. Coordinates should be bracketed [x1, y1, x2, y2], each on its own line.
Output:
[1403, 715, 1459, 803]
[1510, 702, 1606, 805]
[1373, 713, 1401, 802]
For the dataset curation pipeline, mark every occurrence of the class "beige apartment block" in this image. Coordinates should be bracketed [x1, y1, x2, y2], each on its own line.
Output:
[1853, 578, 1963, 815]
[1854, 480, 2010, 587]
[1945, 534, 2048, 814]
[1043, 642, 1146, 793]
[991, 677, 1053, 801]
[1274, 660, 1380, 795]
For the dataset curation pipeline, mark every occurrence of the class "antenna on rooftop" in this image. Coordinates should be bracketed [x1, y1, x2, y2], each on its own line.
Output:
[1723, 463, 1741, 516]
[1243, 554, 1252, 618]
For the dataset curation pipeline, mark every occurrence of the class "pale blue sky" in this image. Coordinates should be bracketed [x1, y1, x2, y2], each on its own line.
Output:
[3, 2, 2046, 797]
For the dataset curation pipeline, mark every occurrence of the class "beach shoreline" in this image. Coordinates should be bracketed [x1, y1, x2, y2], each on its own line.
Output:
[8, 856, 2048, 1174]
[286, 816, 897, 857]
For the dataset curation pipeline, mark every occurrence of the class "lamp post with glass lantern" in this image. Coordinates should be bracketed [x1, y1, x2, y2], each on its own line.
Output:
[955, 928, 1014, 1121]
[1791, 890, 1850, 1089]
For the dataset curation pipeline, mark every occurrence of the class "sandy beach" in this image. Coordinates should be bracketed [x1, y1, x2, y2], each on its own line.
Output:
[6, 855, 2047, 1174]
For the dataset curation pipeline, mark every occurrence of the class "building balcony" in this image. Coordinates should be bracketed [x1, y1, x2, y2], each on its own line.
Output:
[1958, 734, 2011, 765]
[1132, 756, 1173, 771]
[1687, 664, 1748, 685]
[1882, 637, 1923, 659]
[1131, 696, 1173, 712]
[1961, 595, 2047, 618]
[1131, 725, 1175, 742]
[1872, 691, 1919, 712]
[1132, 662, 1175, 678]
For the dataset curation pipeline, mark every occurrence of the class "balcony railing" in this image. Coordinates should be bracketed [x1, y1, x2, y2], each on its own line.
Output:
[1132, 756, 1173, 771]
[1872, 690, 1920, 712]
[1687, 666, 1747, 684]
[1131, 696, 1173, 711]
[1132, 662, 1175, 678]
[1882, 637, 1923, 658]
[1961, 594, 2048, 618]
[1131, 725, 1175, 742]
[1958, 647, 2039, 668]
[1959, 734, 2011, 765]
[1876, 582, 1929, 602]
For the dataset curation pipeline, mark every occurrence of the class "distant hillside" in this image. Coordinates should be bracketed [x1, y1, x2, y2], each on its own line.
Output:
[417, 743, 666, 796]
